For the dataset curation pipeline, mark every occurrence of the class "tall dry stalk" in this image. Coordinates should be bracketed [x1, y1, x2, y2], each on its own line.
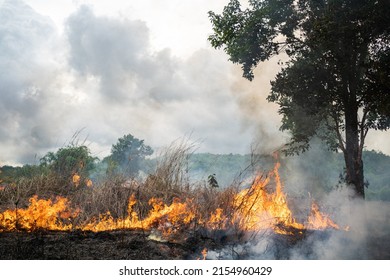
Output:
[143, 138, 196, 203]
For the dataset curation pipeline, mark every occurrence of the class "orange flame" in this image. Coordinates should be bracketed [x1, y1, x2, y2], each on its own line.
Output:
[197, 248, 207, 260]
[0, 162, 343, 237]
[72, 173, 80, 187]
[306, 202, 340, 230]
[207, 208, 227, 230]
[232, 162, 304, 234]
[81, 196, 196, 238]
[0, 195, 78, 232]
[85, 179, 93, 187]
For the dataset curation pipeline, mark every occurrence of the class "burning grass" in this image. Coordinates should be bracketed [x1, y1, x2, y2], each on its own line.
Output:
[0, 143, 350, 259]
[0, 161, 342, 240]
[2, 144, 390, 260]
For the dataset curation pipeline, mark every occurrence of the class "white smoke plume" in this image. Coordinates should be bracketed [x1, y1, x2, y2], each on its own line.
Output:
[206, 183, 389, 260]
[0, 1, 268, 164]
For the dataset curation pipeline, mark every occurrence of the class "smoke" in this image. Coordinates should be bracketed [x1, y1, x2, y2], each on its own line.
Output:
[288, 188, 390, 259]
[216, 31, 390, 257]
[2, 0, 388, 167]
[0, 0, 66, 164]
[206, 181, 390, 260]
[230, 56, 288, 155]
[66, 5, 151, 102]
[0, 1, 266, 165]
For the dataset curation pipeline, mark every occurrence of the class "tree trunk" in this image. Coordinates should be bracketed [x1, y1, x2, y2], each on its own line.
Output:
[343, 102, 365, 199]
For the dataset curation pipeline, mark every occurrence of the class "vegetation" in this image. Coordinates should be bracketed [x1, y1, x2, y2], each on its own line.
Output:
[0, 138, 389, 260]
[104, 134, 153, 178]
[1, 145, 389, 203]
[186, 150, 390, 201]
[0, 164, 47, 184]
[39, 145, 98, 186]
[208, 0, 390, 198]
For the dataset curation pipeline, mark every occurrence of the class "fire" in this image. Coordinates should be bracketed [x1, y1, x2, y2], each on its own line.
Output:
[232, 162, 304, 234]
[72, 173, 80, 187]
[197, 248, 208, 260]
[306, 202, 340, 230]
[207, 208, 227, 230]
[72, 173, 93, 187]
[86, 179, 93, 187]
[81, 195, 197, 238]
[0, 162, 343, 237]
[0, 195, 78, 232]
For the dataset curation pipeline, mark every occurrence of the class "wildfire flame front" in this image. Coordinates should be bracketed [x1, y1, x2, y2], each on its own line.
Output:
[0, 162, 344, 238]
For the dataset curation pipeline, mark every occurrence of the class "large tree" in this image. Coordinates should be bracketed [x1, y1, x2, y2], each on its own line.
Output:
[209, 0, 390, 198]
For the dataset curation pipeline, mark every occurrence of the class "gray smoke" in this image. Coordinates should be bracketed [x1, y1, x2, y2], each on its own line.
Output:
[0, 0, 63, 164]
[0, 1, 265, 165]
[64, 3, 251, 152]
[206, 168, 390, 260]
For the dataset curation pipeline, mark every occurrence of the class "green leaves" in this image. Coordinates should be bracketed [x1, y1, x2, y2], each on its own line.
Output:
[40, 145, 97, 182]
[209, 0, 390, 149]
[209, 0, 390, 196]
[208, 0, 279, 80]
[108, 133, 153, 177]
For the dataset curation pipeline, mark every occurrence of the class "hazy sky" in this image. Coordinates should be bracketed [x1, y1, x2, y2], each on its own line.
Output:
[0, 0, 388, 165]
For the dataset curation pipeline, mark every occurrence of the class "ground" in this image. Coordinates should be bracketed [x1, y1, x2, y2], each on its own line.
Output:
[0, 230, 215, 260]
[1, 228, 389, 260]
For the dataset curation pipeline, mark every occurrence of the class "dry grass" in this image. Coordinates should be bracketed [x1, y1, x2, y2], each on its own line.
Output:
[0, 139, 257, 242]
[0, 173, 72, 210]
[142, 139, 194, 201]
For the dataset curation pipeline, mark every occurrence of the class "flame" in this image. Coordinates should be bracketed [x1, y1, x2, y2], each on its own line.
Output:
[306, 202, 340, 230]
[81, 195, 197, 239]
[72, 173, 93, 188]
[72, 173, 80, 187]
[207, 208, 227, 230]
[0, 195, 78, 232]
[232, 162, 304, 234]
[197, 248, 207, 260]
[0, 162, 343, 237]
[86, 179, 93, 187]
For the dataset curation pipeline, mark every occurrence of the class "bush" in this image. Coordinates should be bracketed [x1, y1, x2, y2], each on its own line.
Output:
[40, 145, 98, 186]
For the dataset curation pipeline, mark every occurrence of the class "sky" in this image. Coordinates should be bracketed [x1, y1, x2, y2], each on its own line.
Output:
[0, 0, 388, 165]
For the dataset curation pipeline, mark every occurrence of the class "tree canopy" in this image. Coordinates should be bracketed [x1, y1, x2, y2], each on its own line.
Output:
[39, 145, 97, 185]
[107, 133, 153, 177]
[209, 0, 390, 198]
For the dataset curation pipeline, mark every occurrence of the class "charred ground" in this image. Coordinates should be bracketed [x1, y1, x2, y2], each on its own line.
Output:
[0, 226, 389, 260]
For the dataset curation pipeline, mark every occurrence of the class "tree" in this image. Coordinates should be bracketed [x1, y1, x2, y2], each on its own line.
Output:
[108, 134, 153, 177]
[0, 164, 48, 184]
[40, 145, 97, 184]
[209, 0, 390, 198]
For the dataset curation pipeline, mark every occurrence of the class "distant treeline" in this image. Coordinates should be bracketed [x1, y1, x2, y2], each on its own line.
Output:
[1, 150, 389, 201]
[167, 150, 390, 201]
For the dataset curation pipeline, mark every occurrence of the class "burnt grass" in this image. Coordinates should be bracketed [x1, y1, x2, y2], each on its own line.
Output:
[0, 229, 224, 260]
[0, 228, 309, 260]
[0, 228, 388, 260]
